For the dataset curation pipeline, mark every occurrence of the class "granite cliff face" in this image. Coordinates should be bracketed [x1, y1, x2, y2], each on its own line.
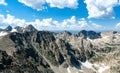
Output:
[0, 26, 120, 73]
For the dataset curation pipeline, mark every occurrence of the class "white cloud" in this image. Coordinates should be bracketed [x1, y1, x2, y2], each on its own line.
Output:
[0, 0, 7, 6]
[0, 14, 26, 27]
[0, 14, 5, 22]
[46, 0, 78, 9]
[18, 0, 78, 11]
[26, 16, 88, 30]
[91, 23, 102, 29]
[116, 22, 120, 27]
[18, 0, 46, 11]
[84, 0, 119, 19]
[0, 14, 103, 30]
[53, 16, 88, 30]
[78, 18, 88, 28]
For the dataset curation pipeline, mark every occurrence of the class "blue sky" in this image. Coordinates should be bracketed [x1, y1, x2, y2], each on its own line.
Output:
[0, 0, 120, 31]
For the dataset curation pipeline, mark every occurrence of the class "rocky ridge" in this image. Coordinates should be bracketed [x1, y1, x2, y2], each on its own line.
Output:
[0, 25, 120, 73]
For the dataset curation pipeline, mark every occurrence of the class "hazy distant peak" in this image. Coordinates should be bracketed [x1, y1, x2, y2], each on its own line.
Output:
[78, 30, 101, 39]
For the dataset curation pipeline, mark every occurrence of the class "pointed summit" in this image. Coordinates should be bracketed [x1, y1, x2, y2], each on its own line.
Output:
[63, 30, 72, 35]
[24, 24, 37, 32]
[5, 25, 12, 32]
[14, 26, 24, 33]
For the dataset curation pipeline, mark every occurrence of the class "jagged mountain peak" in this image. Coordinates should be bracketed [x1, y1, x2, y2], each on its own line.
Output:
[0, 29, 120, 73]
[78, 30, 101, 39]
[63, 30, 72, 35]
[15, 26, 23, 28]
[14, 26, 24, 33]
[0, 25, 38, 33]
[26, 24, 34, 28]
[112, 31, 117, 34]
[78, 30, 87, 36]
[5, 25, 12, 32]
[24, 24, 37, 32]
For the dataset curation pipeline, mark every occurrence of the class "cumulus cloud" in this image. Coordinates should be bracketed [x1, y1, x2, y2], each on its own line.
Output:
[27, 18, 55, 30]
[91, 23, 103, 30]
[18, 0, 46, 11]
[0, 14, 26, 27]
[0, 0, 7, 6]
[0, 14, 5, 21]
[0, 14, 103, 30]
[46, 0, 78, 9]
[116, 22, 120, 27]
[84, 0, 119, 19]
[18, 0, 78, 11]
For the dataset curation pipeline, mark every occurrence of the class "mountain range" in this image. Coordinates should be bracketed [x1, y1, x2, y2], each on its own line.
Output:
[0, 25, 120, 73]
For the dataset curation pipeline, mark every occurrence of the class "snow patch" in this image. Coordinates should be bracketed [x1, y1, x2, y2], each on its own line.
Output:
[67, 67, 71, 73]
[87, 37, 93, 41]
[82, 61, 93, 69]
[11, 29, 17, 32]
[98, 64, 109, 73]
[0, 31, 8, 37]
[81, 61, 110, 73]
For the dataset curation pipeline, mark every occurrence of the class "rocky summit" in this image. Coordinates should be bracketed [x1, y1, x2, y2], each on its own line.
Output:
[0, 26, 120, 73]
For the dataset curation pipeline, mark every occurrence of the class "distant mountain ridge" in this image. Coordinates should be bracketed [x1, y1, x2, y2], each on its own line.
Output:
[0, 25, 37, 33]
